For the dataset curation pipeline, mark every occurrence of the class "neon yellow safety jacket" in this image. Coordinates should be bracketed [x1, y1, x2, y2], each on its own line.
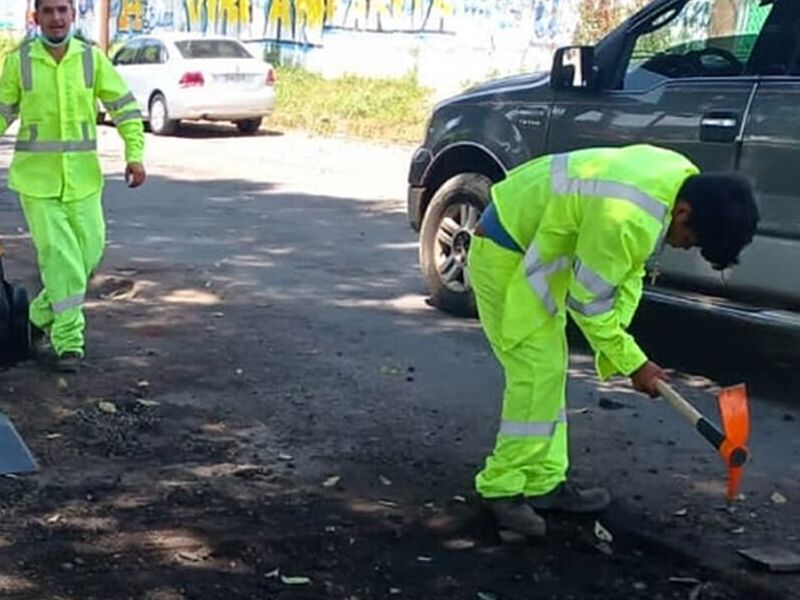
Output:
[0, 36, 144, 201]
[489, 144, 699, 379]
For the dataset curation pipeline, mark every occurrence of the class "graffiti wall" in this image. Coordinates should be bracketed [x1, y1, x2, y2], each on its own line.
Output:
[0, 2, 31, 39]
[98, 0, 465, 43]
[4, 0, 763, 96]
[68, 0, 582, 94]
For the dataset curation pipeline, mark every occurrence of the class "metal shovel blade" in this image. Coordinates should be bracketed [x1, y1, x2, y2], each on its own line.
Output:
[0, 413, 37, 474]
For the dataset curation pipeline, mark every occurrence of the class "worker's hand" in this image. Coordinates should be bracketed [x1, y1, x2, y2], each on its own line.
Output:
[630, 361, 668, 398]
[125, 162, 146, 188]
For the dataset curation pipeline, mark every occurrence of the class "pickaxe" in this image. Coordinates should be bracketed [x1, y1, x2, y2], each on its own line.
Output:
[656, 381, 749, 504]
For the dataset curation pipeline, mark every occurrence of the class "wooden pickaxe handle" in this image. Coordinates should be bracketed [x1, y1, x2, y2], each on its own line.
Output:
[656, 380, 726, 452]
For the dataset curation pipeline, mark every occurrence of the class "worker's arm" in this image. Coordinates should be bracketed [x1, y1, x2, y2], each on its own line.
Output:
[566, 203, 660, 381]
[94, 47, 144, 165]
[0, 50, 21, 135]
[616, 264, 645, 330]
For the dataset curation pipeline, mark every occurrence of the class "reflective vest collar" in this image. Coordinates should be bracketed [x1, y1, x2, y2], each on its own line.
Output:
[27, 37, 84, 63]
[21, 38, 94, 91]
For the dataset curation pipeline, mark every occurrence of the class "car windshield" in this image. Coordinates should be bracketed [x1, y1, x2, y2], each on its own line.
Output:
[624, 0, 773, 87]
[174, 40, 252, 60]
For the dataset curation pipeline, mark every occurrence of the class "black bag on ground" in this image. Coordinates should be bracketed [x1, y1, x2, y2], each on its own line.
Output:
[0, 256, 31, 366]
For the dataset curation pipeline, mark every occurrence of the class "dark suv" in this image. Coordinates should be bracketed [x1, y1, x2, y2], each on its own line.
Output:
[407, 0, 800, 330]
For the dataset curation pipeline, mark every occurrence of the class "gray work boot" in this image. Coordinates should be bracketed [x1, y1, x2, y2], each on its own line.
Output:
[528, 482, 611, 514]
[30, 323, 50, 358]
[486, 497, 547, 537]
[55, 352, 84, 374]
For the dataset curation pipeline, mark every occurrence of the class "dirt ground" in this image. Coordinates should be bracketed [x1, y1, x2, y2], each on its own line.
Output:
[0, 240, 770, 600]
[0, 125, 796, 599]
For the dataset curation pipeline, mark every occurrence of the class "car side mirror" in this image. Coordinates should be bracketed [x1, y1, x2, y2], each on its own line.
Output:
[551, 46, 598, 91]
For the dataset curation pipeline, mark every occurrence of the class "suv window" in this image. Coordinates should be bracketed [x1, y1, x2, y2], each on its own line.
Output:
[113, 40, 142, 66]
[625, 0, 772, 89]
[139, 41, 166, 65]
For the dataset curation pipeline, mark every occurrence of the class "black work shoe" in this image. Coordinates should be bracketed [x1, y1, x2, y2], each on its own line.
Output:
[485, 497, 547, 537]
[528, 482, 611, 514]
[55, 352, 84, 374]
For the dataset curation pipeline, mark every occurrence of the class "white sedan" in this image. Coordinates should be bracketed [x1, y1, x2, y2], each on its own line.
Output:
[110, 33, 276, 135]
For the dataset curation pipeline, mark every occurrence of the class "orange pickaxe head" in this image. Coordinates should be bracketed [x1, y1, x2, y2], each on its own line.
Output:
[717, 384, 750, 503]
[657, 380, 751, 503]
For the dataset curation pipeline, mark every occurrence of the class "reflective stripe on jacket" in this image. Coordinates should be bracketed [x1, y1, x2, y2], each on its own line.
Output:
[489, 144, 699, 379]
[0, 37, 144, 200]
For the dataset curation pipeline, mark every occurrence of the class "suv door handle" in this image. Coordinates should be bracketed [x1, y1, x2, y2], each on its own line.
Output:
[700, 111, 740, 143]
[701, 116, 738, 128]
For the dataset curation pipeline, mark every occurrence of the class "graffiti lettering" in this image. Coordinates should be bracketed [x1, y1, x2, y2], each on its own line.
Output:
[118, 0, 145, 33]
[185, 0, 252, 35]
[265, 0, 454, 43]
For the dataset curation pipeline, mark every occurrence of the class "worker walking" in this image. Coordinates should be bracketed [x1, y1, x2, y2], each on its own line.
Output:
[0, 0, 146, 372]
[469, 144, 759, 536]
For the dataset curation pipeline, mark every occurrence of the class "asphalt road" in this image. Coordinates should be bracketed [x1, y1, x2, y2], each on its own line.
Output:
[0, 122, 798, 598]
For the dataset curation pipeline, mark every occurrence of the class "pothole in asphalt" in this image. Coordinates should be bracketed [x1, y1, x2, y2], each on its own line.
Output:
[89, 275, 142, 301]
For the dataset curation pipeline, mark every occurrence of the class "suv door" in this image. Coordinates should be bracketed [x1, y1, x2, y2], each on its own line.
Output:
[736, 0, 800, 308]
[546, 0, 775, 295]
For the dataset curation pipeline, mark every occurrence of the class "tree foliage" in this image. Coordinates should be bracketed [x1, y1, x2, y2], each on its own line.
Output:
[573, 0, 651, 45]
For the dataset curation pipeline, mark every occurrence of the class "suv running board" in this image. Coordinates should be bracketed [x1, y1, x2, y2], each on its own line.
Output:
[643, 287, 800, 332]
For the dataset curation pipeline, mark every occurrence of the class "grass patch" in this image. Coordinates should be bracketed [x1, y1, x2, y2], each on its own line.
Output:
[271, 66, 432, 145]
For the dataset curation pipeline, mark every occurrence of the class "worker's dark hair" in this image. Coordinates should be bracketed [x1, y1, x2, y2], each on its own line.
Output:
[678, 173, 759, 271]
[34, 0, 75, 9]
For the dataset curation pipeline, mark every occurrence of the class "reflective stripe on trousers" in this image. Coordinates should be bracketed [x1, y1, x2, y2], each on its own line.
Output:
[52, 294, 85, 314]
[499, 409, 568, 437]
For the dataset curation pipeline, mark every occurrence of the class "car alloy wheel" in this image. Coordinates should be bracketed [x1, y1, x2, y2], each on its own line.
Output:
[419, 173, 491, 317]
[150, 99, 166, 132]
[434, 202, 481, 294]
[149, 94, 177, 136]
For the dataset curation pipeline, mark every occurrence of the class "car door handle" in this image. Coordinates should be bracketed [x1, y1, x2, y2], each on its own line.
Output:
[700, 111, 740, 143]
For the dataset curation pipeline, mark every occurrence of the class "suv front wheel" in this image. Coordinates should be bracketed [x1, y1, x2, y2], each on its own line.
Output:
[419, 173, 491, 317]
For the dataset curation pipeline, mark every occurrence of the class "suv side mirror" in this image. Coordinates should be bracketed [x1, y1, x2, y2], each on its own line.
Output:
[551, 46, 598, 91]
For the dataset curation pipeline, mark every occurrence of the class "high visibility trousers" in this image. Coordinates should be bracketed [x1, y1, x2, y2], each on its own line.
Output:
[20, 192, 105, 357]
[469, 235, 569, 499]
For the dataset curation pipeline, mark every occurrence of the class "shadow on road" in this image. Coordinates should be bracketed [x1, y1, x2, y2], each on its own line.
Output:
[0, 163, 794, 599]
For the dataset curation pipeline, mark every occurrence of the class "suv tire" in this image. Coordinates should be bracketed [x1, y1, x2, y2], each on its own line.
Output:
[9, 284, 30, 362]
[419, 173, 491, 317]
